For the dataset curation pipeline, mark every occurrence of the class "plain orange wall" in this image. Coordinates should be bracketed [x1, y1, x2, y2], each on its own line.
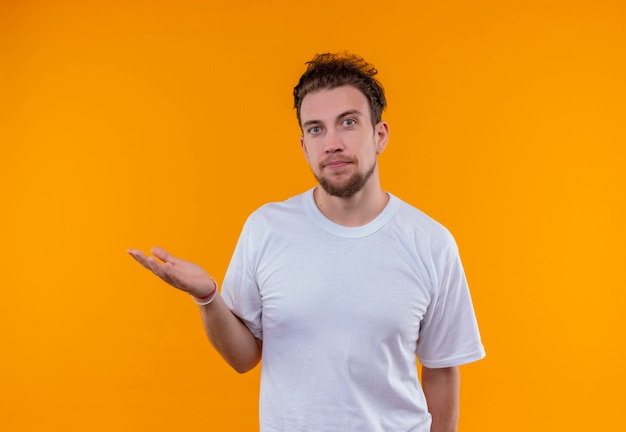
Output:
[2, 0, 624, 430]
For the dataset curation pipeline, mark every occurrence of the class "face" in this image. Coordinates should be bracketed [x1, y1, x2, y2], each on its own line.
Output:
[299, 85, 389, 198]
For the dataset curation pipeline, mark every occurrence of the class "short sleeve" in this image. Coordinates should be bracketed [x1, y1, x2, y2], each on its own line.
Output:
[416, 243, 485, 368]
[221, 217, 264, 340]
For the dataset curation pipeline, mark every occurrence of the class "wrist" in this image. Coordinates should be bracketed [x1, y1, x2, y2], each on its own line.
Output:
[191, 277, 219, 306]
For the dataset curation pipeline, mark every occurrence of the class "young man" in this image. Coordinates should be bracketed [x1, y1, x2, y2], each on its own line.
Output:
[128, 53, 485, 432]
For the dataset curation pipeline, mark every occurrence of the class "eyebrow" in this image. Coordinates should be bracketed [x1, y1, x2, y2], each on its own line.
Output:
[302, 109, 364, 129]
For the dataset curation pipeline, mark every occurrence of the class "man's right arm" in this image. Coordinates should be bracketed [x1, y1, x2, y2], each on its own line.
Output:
[197, 288, 262, 373]
[127, 246, 261, 373]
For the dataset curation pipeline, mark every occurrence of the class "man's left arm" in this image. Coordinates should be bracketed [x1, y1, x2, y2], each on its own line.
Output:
[422, 366, 460, 432]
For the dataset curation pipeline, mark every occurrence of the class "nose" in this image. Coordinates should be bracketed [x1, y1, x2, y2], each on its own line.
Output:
[323, 128, 344, 153]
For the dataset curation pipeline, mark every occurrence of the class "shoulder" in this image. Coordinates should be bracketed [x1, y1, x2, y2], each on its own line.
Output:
[241, 190, 310, 236]
[388, 194, 459, 256]
[249, 191, 306, 220]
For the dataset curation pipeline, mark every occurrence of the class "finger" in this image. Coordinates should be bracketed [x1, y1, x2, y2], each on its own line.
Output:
[151, 246, 176, 264]
[146, 256, 167, 278]
[129, 249, 177, 286]
[146, 257, 181, 288]
[159, 261, 178, 283]
[127, 249, 153, 270]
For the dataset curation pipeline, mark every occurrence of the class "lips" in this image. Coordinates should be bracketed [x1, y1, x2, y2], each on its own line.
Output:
[325, 161, 350, 168]
[321, 158, 354, 169]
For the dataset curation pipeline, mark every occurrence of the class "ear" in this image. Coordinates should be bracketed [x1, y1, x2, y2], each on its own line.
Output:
[300, 136, 310, 161]
[375, 121, 389, 155]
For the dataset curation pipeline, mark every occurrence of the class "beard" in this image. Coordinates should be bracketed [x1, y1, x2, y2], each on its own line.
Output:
[314, 159, 377, 198]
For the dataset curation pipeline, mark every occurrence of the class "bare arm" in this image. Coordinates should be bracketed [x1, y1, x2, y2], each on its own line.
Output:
[128, 246, 261, 373]
[421, 366, 460, 432]
[197, 294, 262, 373]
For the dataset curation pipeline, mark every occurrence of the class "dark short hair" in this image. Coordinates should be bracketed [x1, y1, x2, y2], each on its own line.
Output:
[293, 52, 387, 129]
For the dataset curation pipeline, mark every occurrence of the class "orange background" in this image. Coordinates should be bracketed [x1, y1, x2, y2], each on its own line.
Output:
[1, 0, 624, 430]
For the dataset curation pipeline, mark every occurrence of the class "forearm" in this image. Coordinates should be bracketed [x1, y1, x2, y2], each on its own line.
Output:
[127, 247, 261, 371]
[422, 366, 460, 432]
[198, 294, 261, 373]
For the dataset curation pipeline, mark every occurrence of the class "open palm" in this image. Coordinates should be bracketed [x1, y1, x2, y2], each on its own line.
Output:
[127, 246, 215, 298]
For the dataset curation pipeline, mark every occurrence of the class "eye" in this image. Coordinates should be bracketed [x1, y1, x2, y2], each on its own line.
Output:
[308, 126, 322, 135]
[342, 118, 356, 127]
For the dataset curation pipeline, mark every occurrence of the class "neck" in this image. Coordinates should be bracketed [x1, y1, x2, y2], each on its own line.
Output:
[313, 175, 389, 227]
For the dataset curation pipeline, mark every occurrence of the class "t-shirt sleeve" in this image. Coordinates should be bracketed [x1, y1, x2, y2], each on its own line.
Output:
[416, 242, 485, 368]
[221, 216, 264, 340]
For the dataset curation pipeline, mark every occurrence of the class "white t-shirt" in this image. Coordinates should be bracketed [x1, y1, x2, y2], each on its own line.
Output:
[222, 189, 485, 432]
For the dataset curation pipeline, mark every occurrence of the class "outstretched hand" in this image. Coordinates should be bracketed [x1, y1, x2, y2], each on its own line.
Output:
[127, 246, 216, 298]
